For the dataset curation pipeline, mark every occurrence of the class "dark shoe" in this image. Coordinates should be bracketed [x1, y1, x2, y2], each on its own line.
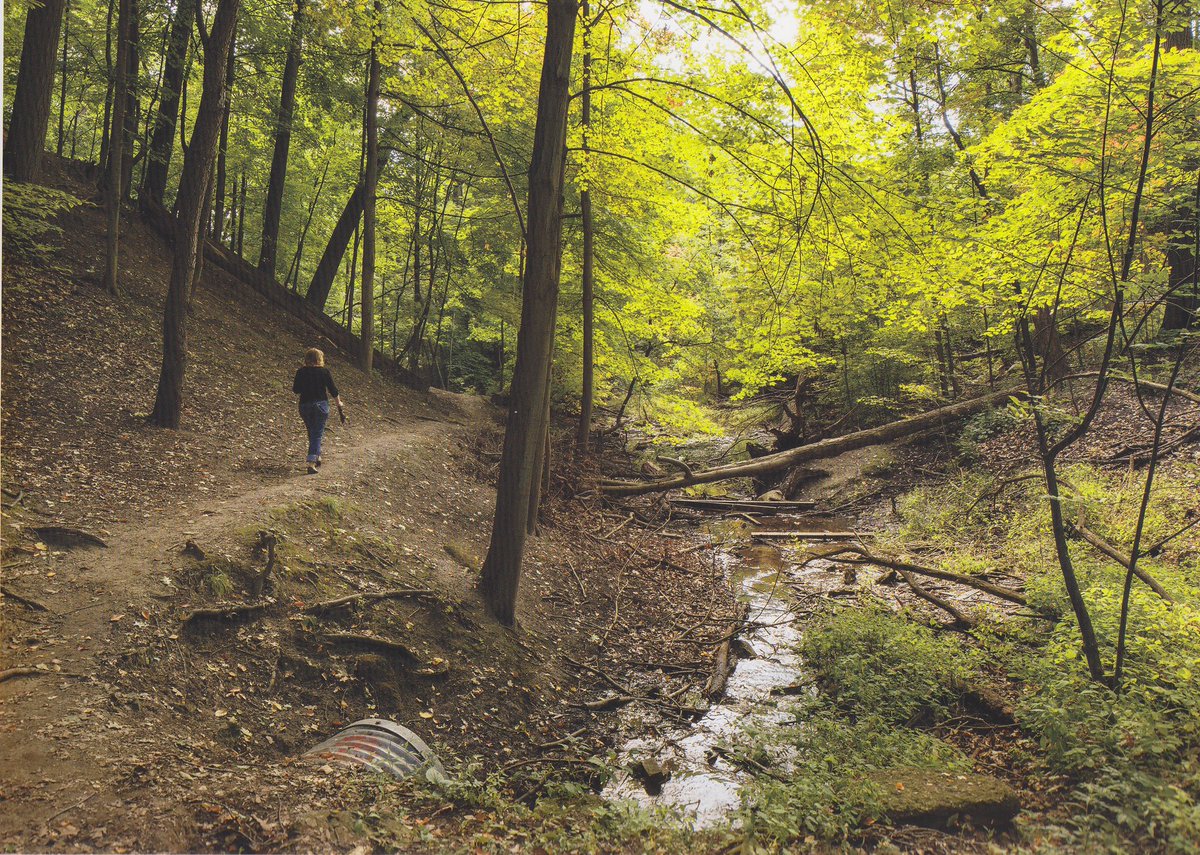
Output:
[315, 457, 323, 468]
[306, 464, 318, 475]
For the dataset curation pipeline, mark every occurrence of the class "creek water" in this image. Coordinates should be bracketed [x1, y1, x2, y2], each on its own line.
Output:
[602, 517, 846, 827]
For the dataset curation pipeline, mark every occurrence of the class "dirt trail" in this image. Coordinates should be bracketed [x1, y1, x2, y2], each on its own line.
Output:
[0, 397, 482, 845]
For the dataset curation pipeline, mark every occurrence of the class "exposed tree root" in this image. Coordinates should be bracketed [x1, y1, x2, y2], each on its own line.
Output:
[1, 585, 50, 612]
[182, 599, 275, 626]
[31, 526, 107, 549]
[301, 588, 436, 615]
[0, 666, 45, 683]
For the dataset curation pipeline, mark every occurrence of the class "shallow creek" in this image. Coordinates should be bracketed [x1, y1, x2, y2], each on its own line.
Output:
[602, 517, 847, 827]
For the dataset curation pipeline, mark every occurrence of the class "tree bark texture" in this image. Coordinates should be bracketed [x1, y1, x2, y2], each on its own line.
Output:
[306, 182, 365, 310]
[57, 0, 70, 158]
[150, 0, 240, 428]
[360, 7, 380, 373]
[142, 0, 196, 207]
[213, 26, 237, 241]
[258, 0, 305, 276]
[119, 0, 139, 199]
[5, 0, 67, 182]
[102, 0, 131, 296]
[478, 0, 579, 626]
[576, 0, 595, 456]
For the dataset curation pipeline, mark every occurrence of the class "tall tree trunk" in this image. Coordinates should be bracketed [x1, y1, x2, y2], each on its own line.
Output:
[98, 0, 115, 176]
[1033, 306, 1068, 380]
[236, 168, 247, 255]
[57, 0, 70, 158]
[285, 157, 331, 289]
[1160, 22, 1197, 333]
[5, 0, 68, 182]
[306, 182, 366, 310]
[576, 0, 595, 457]
[479, 0, 578, 626]
[142, 0, 195, 207]
[360, 14, 380, 372]
[213, 26, 237, 241]
[119, 0, 140, 200]
[101, 0, 131, 297]
[258, 0, 306, 277]
[149, 0, 240, 429]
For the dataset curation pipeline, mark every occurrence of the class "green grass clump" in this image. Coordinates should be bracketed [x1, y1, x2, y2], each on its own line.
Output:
[737, 709, 971, 843]
[892, 462, 1200, 852]
[799, 606, 981, 726]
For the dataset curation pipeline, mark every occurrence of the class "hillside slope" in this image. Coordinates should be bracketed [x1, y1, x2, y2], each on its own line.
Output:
[0, 179, 739, 851]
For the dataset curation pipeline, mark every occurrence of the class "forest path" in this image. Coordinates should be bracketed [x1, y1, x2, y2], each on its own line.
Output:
[0, 393, 489, 843]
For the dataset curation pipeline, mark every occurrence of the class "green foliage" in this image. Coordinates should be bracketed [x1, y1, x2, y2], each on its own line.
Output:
[1, 183, 85, 257]
[738, 714, 971, 843]
[799, 606, 981, 726]
[956, 405, 1022, 459]
[893, 463, 1200, 851]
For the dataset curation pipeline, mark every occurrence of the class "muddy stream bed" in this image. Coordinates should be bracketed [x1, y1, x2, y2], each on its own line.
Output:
[602, 513, 855, 827]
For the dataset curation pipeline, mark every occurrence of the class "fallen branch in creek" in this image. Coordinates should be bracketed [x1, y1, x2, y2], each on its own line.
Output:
[805, 546, 1028, 606]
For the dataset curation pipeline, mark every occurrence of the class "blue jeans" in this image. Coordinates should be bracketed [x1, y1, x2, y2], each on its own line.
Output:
[299, 400, 330, 462]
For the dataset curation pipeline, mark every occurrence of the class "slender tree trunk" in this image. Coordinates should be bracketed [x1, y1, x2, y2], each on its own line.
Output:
[258, 0, 305, 276]
[576, 0, 595, 456]
[933, 42, 989, 201]
[141, 0, 193, 205]
[479, 0, 579, 626]
[1160, 23, 1197, 333]
[192, 166, 215, 301]
[119, 0, 140, 200]
[306, 183, 365, 310]
[213, 27, 237, 240]
[236, 168, 247, 255]
[98, 0, 115, 175]
[5, 0, 68, 182]
[102, 0, 131, 297]
[360, 12, 381, 372]
[149, 0, 240, 429]
[285, 157, 331, 289]
[344, 224, 361, 330]
[57, 0, 70, 158]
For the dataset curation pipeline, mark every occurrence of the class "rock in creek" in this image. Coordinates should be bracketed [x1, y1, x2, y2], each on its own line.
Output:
[629, 758, 672, 795]
[869, 768, 1019, 829]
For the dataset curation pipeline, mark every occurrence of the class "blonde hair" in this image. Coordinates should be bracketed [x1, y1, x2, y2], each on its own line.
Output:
[304, 347, 325, 367]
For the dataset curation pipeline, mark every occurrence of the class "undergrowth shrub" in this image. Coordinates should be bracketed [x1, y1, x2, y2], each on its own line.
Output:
[2, 183, 86, 258]
[737, 706, 971, 841]
[893, 463, 1200, 851]
[798, 606, 981, 725]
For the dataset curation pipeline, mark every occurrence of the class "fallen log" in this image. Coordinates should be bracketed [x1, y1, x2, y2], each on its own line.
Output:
[600, 389, 1022, 497]
[751, 530, 862, 541]
[896, 567, 976, 627]
[704, 602, 749, 700]
[666, 498, 817, 513]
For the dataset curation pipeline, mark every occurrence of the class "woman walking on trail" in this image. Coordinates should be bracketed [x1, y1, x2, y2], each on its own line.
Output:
[293, 348, 343, 475]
